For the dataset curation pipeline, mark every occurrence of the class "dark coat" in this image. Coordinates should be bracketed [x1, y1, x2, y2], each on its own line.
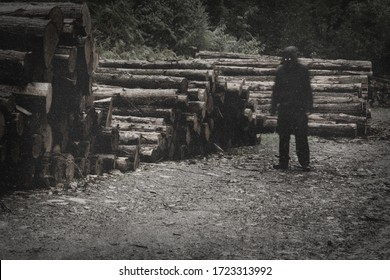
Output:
[270, 62, 313, 117]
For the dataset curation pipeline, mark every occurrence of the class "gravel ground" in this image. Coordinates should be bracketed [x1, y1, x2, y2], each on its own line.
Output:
[0, 108, 389, 260]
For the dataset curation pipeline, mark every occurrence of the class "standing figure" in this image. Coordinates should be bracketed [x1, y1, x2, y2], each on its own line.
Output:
[270, 46, 313, 171]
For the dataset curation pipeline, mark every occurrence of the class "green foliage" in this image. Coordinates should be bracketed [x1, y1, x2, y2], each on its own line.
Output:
[89, 0, 264, 59]
[133, 0, 210, 52]
[88, 1, 142, 54]
[204, 25, 264, 54]
[88, 0, 390, 66]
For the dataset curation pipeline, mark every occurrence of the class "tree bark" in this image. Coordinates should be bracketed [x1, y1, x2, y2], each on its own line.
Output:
[93, 72, 188, 94]
[93, 85, 182, 108]
[96, 67, 212, 81]
[139, 144, 162, 163]
[187, 101, 206, 121]
[38, 2, 91, 35]
[112, 115, 166, 126]
[0, 16, 59, 68]
[116, 155, 139, 172]
[52, 46, 78, 75]
[111, 120, 173, 135]
[0, 92, 15, 113]
[93, 97, 113, 127]
[0, 82, 52, 113]
[99, 58, 213, 70]
[0, 4, 64, 33]
[111, 106, 175, 124]
[96, 127, 119, 153]
[187, 88, 208, 102]
[0, 50, 34, 86]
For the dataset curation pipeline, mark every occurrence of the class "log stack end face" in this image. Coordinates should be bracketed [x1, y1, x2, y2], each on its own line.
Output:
[43, 21, 59, 67]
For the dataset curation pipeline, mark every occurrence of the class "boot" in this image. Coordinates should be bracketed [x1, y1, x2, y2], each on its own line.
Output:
[273, 163, 288, 170]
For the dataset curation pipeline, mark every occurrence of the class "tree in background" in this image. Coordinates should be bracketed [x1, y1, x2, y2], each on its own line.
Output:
[88, 0, 390, 73]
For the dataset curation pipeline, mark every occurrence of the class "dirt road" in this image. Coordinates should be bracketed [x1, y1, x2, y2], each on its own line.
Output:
[1, 109, 390, 260]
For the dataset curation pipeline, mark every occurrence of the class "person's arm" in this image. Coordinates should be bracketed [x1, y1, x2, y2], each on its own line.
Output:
[270, 69, 281, 115]
[302, 67, 313, 114]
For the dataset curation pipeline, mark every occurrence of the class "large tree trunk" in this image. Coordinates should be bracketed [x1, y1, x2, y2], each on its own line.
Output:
[38, 2, 91, 35]
[0, 16, 59, 68]
[0, 4, 64, 33]
[0, 50, 34, 85]
[52, 46, 78, 76]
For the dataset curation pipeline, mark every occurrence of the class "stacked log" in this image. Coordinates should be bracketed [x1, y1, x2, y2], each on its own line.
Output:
[95, 57, 222, 160]
[0, 2, 130, 190]
[197, 51, 372, 137]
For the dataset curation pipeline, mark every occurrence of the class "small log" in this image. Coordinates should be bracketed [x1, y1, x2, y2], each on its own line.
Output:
[88, 155, 103, 176]
[185, 113, 201, 135]
[39, 2, 91, 35]
[93, 97, 113, 127]
[0, 92, 16, 112]
[99, 58, 213, 70]
[10, 112, 24, 136]
[188, 81, 211, 92]
[41, 123, 53, 154]
[93, 72, 188, 93]
[0, 50, 34, 85]
[119, 131, 165, 146]
[308, 122, 357, 137]
[93, 85, 180, 108]
[118, 131, 141, 145]
[139, 144, 162, 163]
[70, 141, 91, 158]
[112, 115, 165, 126]
[202, 122, 211, 143]
[52, 46, 78, 75]
[187, 88, 208, 102]
[116, 155, 139, 172]
[96, 154, 116, 173]
[187, 101, 206, 120]
[111, 120, 172, 135]
[111, 106, 175, 123]
[217, 66, 277, 76]
[96, 127, 119, 153]
[0, 83, 52, 113]
[96, 67, 212, 81]
[312, 102, 365, 116]
[197, 51, 263, 60]
[247, 98, 258, 111]
[74, 157, 89, 178]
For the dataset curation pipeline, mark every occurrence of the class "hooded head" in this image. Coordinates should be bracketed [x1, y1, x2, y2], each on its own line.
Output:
[281, 46, 299, 68]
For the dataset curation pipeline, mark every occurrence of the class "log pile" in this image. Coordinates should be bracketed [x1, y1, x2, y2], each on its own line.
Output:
[94, 58, 219, 161]
[197, 51, 372, 137]
[0, 2, 134, 190]
[0, 4, 374, 190]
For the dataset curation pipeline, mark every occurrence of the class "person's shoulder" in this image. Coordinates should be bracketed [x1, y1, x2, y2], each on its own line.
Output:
[275, 64, 284, 73]
[297, 62, 309, 73]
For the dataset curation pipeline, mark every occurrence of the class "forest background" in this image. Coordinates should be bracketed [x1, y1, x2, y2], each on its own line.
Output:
[7, 0, 390, 74]
[88, 0, 390, 75]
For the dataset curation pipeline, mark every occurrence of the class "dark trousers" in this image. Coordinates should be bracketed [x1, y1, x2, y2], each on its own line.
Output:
[277, 113, 310, 167]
